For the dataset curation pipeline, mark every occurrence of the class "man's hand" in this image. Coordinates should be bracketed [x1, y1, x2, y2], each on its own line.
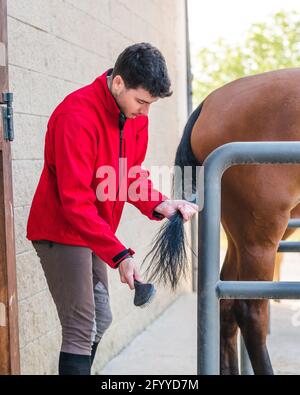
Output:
[154, 199, 198, 223]
[118, 257, 143, 290]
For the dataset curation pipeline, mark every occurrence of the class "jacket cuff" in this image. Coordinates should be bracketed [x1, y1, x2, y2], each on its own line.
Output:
[149, 195, 169, 221]
[112, 247, 135, 269]
[152, 210, 165, 220]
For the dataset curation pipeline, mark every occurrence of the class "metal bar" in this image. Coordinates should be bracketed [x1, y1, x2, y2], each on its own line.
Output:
[288, 219, 300, 228]
[216, 281, 300, 299]
[198, 186, 220, 374]
[278, 241, 300, 252]
[198, 142, 300, 375]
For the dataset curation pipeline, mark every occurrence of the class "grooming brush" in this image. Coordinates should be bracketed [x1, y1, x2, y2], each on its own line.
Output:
[134, 279, 156, 308]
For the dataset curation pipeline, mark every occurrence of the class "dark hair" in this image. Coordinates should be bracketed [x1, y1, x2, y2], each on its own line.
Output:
[112, 43, 172, 98]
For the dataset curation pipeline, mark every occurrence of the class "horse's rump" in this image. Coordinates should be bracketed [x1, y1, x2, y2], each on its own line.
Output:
[190, 68, 300, 219]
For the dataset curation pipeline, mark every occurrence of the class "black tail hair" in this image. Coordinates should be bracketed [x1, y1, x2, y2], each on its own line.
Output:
[142, 102, 204, 290]
[173, 102, 203, 200]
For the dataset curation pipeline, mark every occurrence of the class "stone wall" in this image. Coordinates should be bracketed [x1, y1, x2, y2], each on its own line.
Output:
[7, 0, 190, 374]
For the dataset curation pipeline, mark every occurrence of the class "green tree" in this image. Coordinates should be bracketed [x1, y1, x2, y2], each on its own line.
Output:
[193, 10, 300, 106]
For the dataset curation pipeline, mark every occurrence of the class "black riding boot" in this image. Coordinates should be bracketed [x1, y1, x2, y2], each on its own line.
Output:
[59, 352, 91, 375]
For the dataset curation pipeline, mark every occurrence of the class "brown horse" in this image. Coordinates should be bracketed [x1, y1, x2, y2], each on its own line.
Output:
[144, 68, 300, 375]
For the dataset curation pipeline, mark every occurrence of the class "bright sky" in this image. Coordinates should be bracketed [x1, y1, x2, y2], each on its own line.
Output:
[188, 0, 300, 56]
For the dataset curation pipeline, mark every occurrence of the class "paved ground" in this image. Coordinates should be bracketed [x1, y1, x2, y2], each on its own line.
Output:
[268, 251, 300, 375]
[99, 253, 300, 375]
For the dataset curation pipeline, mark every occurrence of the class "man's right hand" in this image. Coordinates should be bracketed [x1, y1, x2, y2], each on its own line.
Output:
[118, 257, 143, 290]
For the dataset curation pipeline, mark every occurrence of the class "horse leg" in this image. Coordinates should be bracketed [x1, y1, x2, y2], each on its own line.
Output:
[273, 203, 300, 296]
[233, 243, 280, 375]
[220, 237, 239, 375]
[220, 202, 299, 374]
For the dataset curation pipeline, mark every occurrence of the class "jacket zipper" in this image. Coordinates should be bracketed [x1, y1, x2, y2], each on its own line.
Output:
[118, 127, 124, 197]
[112, 115, 125, 227]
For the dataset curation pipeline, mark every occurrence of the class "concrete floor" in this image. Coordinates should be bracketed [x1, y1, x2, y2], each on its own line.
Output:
[99, 252, 300, 375]
[268, 251, 300, 375]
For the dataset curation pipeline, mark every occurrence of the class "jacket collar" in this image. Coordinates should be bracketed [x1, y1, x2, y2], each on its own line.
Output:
[93, 68, 123, 118]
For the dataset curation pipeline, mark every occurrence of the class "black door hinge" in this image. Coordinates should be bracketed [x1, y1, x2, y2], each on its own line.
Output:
[1, 92, 14, 141]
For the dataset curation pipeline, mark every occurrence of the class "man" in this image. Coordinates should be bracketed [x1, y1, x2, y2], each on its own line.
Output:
[27, 43, 198, 375]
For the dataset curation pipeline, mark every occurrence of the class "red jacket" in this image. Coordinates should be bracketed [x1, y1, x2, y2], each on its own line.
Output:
[27, 69, 169, 269]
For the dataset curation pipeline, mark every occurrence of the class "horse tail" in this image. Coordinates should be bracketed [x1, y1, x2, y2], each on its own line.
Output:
[142, 102, 204, 290]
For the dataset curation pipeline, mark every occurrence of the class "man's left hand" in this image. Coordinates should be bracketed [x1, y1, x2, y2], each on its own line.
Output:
[154, 199, 198, 223]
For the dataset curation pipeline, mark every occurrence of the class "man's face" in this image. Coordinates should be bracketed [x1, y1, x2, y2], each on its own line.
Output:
[111, 75, 159, 119]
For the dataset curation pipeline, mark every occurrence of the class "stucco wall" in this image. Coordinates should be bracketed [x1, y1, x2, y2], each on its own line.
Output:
[7, 0, 190, 374]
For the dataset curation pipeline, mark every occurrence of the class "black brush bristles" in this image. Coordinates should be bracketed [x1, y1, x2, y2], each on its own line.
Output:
[134, 279, 156, 307]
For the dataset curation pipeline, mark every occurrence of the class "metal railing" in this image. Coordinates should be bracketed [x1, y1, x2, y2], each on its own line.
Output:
[198, 142, 300, 375]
